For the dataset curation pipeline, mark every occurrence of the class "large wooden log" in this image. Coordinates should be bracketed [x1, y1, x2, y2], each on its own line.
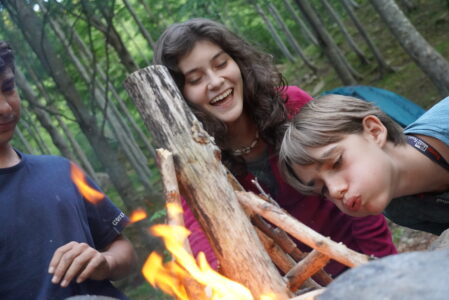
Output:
[124, 65, 290, 298]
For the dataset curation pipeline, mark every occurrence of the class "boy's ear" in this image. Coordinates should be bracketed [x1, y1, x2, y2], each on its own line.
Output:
[362, 115, 388, 147]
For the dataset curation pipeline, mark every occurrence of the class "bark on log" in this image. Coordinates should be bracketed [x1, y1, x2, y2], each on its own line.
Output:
[124, 65, 290, 298]
[236, 191, 370, 267]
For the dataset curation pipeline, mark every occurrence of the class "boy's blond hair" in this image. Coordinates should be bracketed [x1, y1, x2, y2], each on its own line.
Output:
[279, 94, 406, 194]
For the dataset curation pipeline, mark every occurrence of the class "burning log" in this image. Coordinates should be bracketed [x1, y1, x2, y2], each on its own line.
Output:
[236, 191, 371, 268]
[157, 149, 208, 298]
[157, 148, 192, 253]
[125, 66, 291, 299]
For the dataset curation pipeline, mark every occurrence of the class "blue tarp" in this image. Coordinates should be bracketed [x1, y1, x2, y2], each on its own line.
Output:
[321, 85, 425, 127]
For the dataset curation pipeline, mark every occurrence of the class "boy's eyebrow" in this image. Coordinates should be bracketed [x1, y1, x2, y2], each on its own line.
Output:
[183, 50, 225, 76]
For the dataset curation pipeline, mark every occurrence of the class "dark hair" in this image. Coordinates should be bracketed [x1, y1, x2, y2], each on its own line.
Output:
[0, 41, 14, 74]
[153, 18, 288, 176]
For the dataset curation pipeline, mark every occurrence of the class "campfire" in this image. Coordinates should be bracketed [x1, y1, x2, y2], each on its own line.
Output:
[121, 65, 374, 300]
[130, 149, 370, 300]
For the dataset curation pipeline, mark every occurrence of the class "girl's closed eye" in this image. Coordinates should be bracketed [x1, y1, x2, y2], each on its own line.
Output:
[215, 59, 227, 69]
[186, 75, 202, 85]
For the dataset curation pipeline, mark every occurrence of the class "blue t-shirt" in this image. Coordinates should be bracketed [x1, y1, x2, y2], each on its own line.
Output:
[0, 151, 129, 300]
[385, 97, 449, 235]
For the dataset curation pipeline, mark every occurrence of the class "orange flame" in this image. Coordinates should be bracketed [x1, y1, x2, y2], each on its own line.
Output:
[141, 203, 280, 300]
[129, 207, 148, 224]
[70, 162, 104, 204]
[143, 224, 254, 300]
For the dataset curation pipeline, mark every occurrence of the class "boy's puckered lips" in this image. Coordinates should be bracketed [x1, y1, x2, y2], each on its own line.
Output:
[343, 195, 361, 212]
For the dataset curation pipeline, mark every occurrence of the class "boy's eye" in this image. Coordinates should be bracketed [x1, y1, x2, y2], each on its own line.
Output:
[332, 154, 343, 169]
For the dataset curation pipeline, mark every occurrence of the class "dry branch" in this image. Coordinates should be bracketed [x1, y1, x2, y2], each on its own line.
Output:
[236, 191, 370, 267]
[156, 148, 192, 252]
[256, 227, 322, 290]
[285, 250, 330, 291]
[252, 215, 332, 286]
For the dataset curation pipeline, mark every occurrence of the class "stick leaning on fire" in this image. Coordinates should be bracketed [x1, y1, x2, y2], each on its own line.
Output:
[124, 65, 372, 299]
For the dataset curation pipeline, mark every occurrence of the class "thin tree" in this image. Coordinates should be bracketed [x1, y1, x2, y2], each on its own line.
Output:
[370, 0, 449, 96]
[267, 2, 318, 72]
[341, 0, 393, 77]
[321, 0, 369, 65]
[293, 0, 357, 85]
[122, 0, 155, 49]
[282, 0, 318, 46]
[252, 1, 296, 62]
[80, 1, 139, 73]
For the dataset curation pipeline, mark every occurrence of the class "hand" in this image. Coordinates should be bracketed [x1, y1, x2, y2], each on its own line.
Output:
[48, 241, 114, 287]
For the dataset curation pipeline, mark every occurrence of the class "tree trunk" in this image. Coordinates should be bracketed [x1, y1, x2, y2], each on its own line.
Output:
[282, 0, 318, 46]
[369, 0, 449, 96]
[398, 0, 417, 12]
[293, 0, 357, 85]
[122, 0, 155, 49]
[80, 1, 139, 73]
[15, 69, 75, 160]
[341, 0, 393, 77]
[252, 1, 296, 62]
[267, 3, 318, 72]
[321, 0, 369, 65]
[124, 65, 291, 299]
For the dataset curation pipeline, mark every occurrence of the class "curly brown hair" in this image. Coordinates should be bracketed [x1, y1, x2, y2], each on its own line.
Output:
[0, 41, 14, 74]
[153, 18, 289, 176]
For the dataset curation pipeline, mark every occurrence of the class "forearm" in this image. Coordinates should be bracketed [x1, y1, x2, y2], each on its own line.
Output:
[102, 235, 137, 280]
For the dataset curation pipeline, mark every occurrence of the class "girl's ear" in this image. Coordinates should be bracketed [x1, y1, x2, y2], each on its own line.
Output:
[362, 115, 388, 147]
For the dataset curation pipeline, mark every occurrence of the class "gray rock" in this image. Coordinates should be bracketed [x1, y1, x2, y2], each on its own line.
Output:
[429, 228, 449, 250]
[317, 249, 449, 300]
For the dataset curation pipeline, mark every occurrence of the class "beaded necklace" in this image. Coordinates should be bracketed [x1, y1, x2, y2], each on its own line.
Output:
[231, 131, 260, 156]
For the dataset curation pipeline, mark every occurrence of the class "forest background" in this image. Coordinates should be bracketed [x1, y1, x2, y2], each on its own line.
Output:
[1, 0, 449, 299]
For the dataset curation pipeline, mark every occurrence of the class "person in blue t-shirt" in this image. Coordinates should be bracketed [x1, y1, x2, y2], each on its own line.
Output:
[0, 41, 136, 299]
[279, 94, 449, 236]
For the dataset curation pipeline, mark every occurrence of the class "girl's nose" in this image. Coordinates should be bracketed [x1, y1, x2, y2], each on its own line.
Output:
[207, 72, 224, 90]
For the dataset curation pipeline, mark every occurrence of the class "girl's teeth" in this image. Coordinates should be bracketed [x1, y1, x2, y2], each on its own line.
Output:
[211, 89, 232, 104]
